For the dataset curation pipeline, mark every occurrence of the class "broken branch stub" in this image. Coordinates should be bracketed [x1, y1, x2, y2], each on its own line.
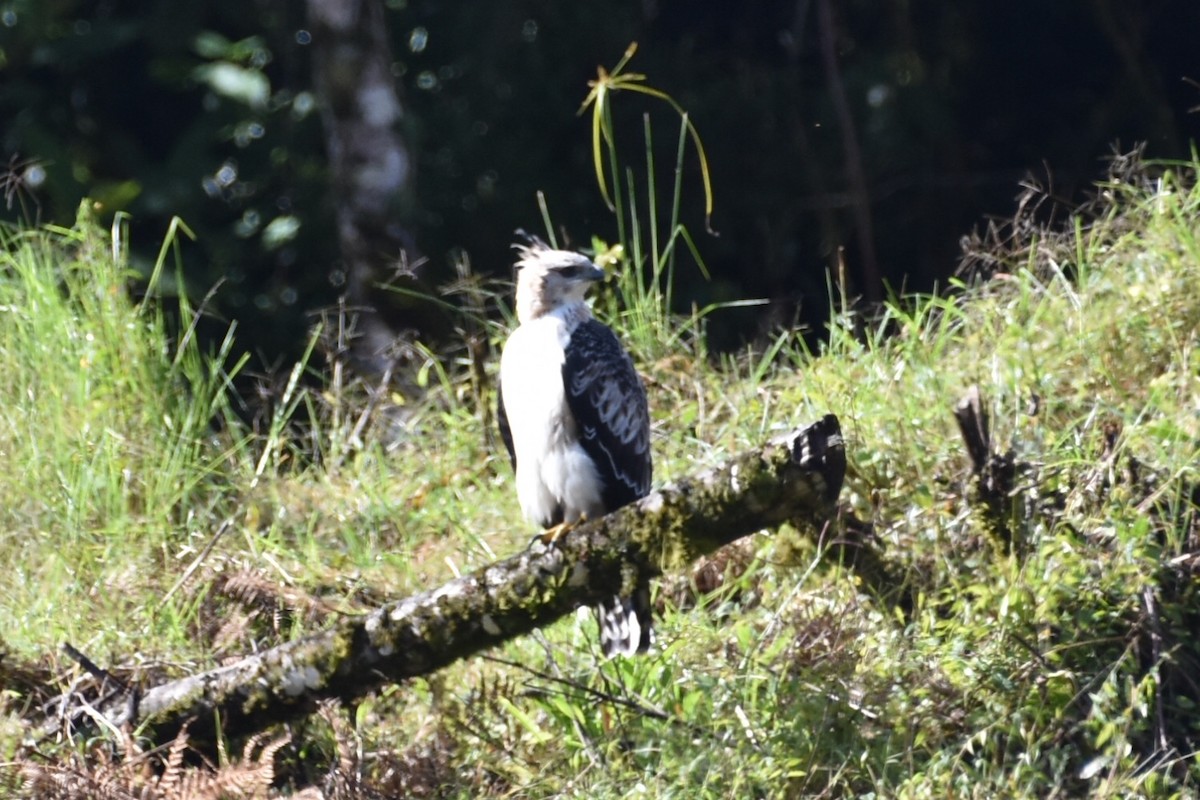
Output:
[55, 414, 845, 749]
[954, 385, 1019, 551]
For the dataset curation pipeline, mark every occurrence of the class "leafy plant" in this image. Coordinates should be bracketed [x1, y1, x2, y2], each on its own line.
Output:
[5, 116, 1200, 799]
[578, 42, 714, 234]
[568, 44, 766, 362]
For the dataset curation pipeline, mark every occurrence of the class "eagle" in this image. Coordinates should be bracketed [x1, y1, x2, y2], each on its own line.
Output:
[496, 237, 653, 656]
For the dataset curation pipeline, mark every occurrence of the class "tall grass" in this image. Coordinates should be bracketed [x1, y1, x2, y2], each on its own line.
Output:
[0, 204, 245, 651]
[4, 100, 1200, 800]
[493, 157, 1200, 798]
[572, 43, 764, 362]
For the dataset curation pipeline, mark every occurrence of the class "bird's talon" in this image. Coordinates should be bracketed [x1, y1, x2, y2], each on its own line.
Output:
[538, 515, 588, 546]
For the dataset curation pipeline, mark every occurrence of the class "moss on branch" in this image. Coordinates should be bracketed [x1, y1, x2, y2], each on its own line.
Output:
[53, 415, 848, 750]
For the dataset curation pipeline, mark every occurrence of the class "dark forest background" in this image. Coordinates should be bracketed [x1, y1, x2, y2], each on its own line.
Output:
[1, 0, 1197, 365]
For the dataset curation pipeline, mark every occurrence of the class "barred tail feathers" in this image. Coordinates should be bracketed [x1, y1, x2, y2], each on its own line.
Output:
[596, 587, 653, 657]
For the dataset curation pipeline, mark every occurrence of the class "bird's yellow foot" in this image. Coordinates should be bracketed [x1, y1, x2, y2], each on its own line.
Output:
[538, 515, 588, 546]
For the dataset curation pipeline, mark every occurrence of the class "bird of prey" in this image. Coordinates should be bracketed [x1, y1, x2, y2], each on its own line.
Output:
[496, 237, 653, 656]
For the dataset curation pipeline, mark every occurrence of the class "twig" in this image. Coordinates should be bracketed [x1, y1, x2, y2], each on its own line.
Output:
[162, 517, 234, 606]
[481, 654, 672, 723]
[1141, 586, 1171, 756]
[60, 643, 128, 694]
[815, 0, 881, 302]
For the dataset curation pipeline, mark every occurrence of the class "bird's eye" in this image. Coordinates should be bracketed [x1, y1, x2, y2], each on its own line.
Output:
[559, 265, 581, 278]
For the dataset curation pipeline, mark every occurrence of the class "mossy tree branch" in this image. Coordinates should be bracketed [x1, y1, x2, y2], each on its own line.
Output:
[50, 414, 849, 749]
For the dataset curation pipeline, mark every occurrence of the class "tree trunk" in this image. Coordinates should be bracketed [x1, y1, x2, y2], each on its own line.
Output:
[307, 0, 438, 371]
[50, 415, 849, 749]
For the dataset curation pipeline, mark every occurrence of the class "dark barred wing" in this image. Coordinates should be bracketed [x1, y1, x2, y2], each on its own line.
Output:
[496, 377, 517, 470]
[562, 318, 652, 510]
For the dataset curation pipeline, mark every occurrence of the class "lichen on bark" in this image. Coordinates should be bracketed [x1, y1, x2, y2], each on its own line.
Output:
[52, 415, 847, 752]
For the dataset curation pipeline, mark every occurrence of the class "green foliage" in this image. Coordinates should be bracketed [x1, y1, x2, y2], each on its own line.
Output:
[578, 42, 714, 233]
[5, 157, 1200, 798]
[0, 204, 246, 650]
[566, 44, 765, 363]
[2, 1, 1196, 370]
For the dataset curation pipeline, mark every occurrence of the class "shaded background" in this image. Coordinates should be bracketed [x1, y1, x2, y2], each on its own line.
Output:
[1, 0, 1197, 364]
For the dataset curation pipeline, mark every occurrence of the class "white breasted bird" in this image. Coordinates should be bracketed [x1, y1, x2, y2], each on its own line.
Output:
[497, 236, 653, 656]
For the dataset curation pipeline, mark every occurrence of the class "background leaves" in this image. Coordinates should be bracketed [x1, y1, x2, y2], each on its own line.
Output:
[0, 0, 1197, 362]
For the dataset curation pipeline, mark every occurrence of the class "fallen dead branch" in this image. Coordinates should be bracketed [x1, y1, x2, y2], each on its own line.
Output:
[44, 414, 851, 750]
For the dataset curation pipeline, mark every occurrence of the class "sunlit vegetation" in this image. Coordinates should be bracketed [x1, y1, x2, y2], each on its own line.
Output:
[4, 153, 1200, 797]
